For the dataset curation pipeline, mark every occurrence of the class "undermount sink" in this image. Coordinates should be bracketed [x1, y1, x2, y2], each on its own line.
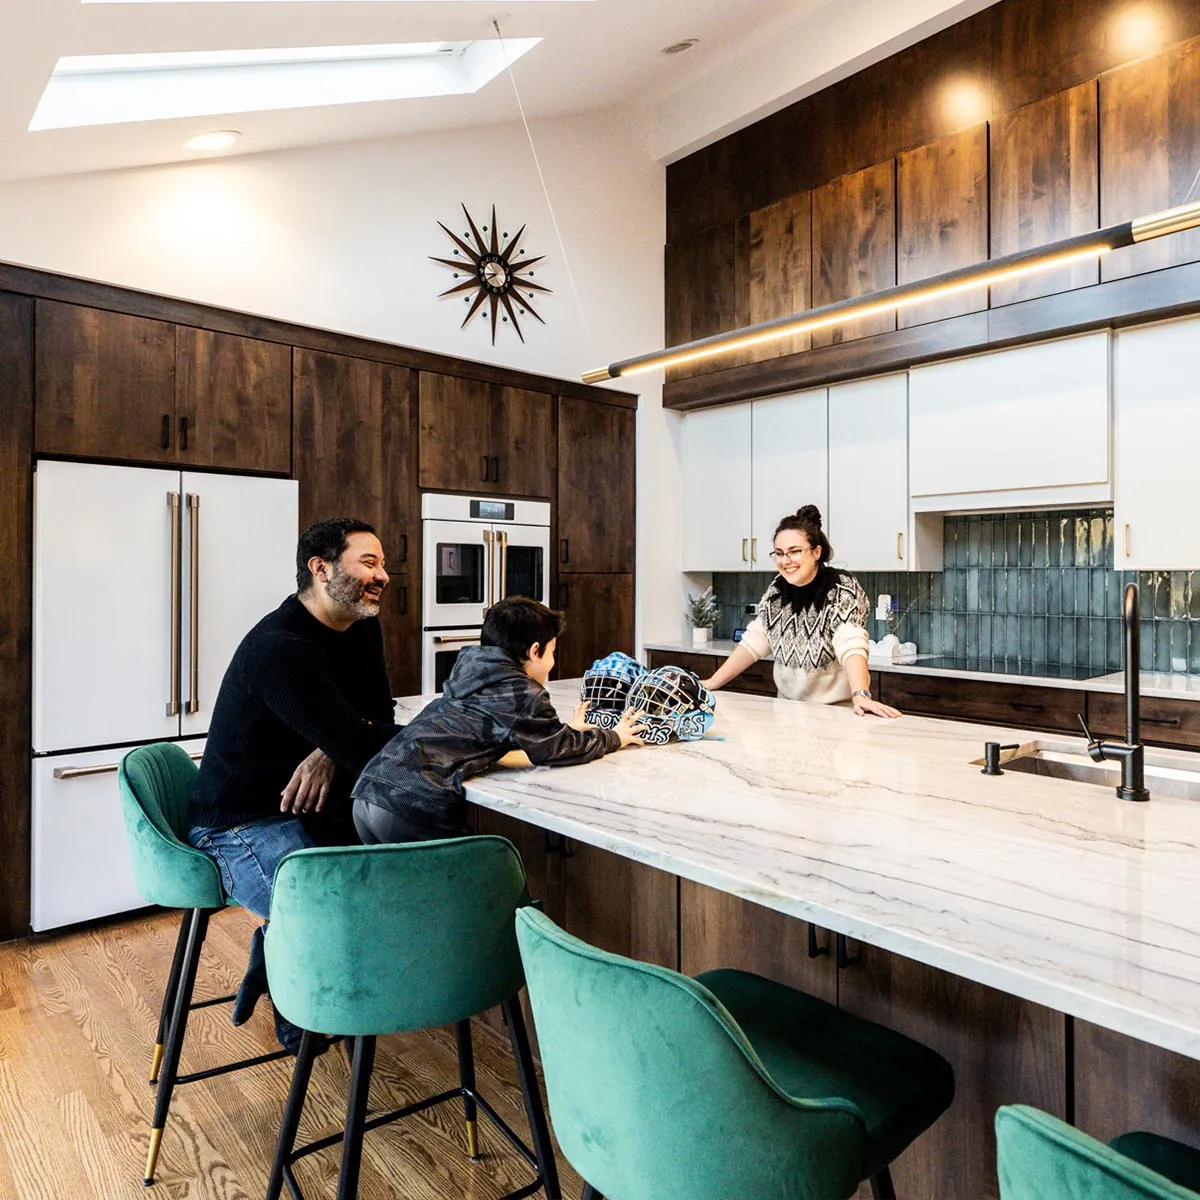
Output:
[979, 742, 1200, 800]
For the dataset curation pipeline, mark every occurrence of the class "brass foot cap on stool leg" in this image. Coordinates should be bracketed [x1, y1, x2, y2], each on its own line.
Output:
[466, 1118, 480, 1160]
[144, 1127, 164, 1186]
[149, 1043, 164, 1085]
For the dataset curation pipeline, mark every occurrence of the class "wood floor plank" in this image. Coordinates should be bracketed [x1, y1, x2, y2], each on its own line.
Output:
[0, 908, 583, 1199]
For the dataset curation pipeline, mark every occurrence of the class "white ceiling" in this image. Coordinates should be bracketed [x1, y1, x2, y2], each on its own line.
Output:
[0, 0, 988, 184]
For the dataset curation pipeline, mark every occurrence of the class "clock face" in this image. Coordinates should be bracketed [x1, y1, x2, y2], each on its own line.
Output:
[431, 203, 551, 344]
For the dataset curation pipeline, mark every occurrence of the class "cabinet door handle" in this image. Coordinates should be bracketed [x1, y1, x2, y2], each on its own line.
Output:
[161, 414, 171, 450]
[492, 456, 500, 484]
[54, 751, 203, 780]
[906, 690, 939, 702]
[186, 493, 200, 715]
[1142, 715, 1182, 728]
[481, 455, 490, 482]
[179, 415, 190, 452]
[807, 924, 828, 958]
[742, 537, 749, 562]
[836, 933, 858, 969]
[560, 581, 570, 609]
[166, 492, 182, 717]
[750, 537, 757, 561]
[400, 533, 408, 564]
[897, 531, 904, 561]
[1011, 701, 1044, 712]
[1123, 523, 1130, 557]
[560, 537, 569, 563]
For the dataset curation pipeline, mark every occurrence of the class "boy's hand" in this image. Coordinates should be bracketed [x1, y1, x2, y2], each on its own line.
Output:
[614, 708, 648, 749]
[569, 701, 595, 731]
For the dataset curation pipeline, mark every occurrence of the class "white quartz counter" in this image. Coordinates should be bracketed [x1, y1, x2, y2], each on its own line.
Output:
[644, 639, 1200, 701]
[396, 682, 1200, 1059]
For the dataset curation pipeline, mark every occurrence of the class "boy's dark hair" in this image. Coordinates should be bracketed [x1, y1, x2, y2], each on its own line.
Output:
[482, 596, 564, 663]
[296, 518, 377, 591]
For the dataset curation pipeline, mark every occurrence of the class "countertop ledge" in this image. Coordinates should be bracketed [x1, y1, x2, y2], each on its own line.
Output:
[395, 682, 1200, 1062]
[644, 640, 1200, 701]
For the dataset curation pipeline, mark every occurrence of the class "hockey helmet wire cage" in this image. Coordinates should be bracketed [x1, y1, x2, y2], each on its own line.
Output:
[580, 652, 647, 729]
[624, 665, 716, 746]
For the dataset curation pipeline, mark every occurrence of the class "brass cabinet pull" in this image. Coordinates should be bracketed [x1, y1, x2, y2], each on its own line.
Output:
[186, 494, 200, 715]
[750, 537, 757, 561]
[897, 531, 904, 561]
[1123, 523, 1131, 557]
[742, 537, 749, 562]
[166, 492, 181, 717]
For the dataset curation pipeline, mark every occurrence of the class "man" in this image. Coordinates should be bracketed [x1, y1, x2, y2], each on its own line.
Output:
[188, 517, 399, 1047]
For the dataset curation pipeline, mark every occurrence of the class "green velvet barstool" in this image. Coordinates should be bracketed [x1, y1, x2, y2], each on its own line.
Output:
[997, 1105, 1200, 1198]
[118, 742, 289, 1187]
[514, 907, 955, 1200]
[262, 836, 560, 1200]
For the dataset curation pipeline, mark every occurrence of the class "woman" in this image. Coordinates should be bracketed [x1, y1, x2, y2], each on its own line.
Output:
[702, 506, 901, 718]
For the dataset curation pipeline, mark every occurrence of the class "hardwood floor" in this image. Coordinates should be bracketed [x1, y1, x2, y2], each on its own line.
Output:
[0, 907, 583, 1200]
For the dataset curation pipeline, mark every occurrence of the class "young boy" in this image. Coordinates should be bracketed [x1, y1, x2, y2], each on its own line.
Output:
[351, 596, 645, 843]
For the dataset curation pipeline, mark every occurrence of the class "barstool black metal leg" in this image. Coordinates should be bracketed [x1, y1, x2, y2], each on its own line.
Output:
[336, 1034, 377, 1200]
[145, 907, 211, 1186]
[869, 1166, 897, 1200]
[455, 1019, 480, 1160]
[502, 997, 561, 1200]
[265, 1030, 320, 1200]
[581, 1185, 603, 1200]
[150, 911, 192, 1085]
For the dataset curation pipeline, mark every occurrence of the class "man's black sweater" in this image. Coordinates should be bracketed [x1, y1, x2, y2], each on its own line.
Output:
[189, 595, 398, 829]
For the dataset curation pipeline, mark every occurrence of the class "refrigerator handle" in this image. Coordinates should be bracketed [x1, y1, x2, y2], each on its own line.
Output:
[166, 492, 182, 717]
[482, 529, 495, 607]
[498, 530, 509, 601]
[186, 493, 200, 715]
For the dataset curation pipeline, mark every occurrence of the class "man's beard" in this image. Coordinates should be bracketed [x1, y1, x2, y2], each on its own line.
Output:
[326, 562, 383, 619]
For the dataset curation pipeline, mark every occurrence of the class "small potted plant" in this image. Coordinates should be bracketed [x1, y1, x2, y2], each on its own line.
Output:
[686, 586, 719, 645]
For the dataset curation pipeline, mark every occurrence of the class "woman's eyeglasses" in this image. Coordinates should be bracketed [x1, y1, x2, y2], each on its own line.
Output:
[769, 546, 813, 563]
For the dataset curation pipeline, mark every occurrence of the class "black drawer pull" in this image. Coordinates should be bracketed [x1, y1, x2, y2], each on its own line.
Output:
[807, 924, 828, 959]
[560, 537, 569, 563]
[481, 455, 490, 482]
[905, 691, 940, 702]
[836, 933, 858, 970]
[492, 455, 500, 483]
[1143, 716, 1182, 728]
[179, 415, 190, 451]
[1011, 702, 1045, 712]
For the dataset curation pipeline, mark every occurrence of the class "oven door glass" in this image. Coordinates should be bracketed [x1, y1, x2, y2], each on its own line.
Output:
[435, 541, 485, 606]
[504, 544, 544, 602]
[434, 647, 462, 692]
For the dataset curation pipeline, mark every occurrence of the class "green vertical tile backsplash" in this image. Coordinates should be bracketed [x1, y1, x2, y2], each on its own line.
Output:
[710, 508, 1199, 675]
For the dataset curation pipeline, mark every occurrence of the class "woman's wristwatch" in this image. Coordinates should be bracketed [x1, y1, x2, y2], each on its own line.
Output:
[851, 689, 872, 702]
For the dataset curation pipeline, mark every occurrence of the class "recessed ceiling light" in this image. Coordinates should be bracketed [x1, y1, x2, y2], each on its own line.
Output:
[28, 39, 541, 130]
[660, 38, 699, 55]
[183, 130, 240, 152]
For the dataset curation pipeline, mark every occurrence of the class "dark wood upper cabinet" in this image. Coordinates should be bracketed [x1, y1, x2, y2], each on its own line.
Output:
[1100, 35, 1200, 281]
[418, 372, 490, 492]
[293, 348, 419, 696]
[897, 124, 989, 327]
[175, 328, 292, 474]
[664, 220, 745, 380]
[747, 192, 812, 359]
[35, 300, 177, 464]
[555, 573, 634, 681]
[989, 81, 1100, 306]
[811, 160, 897, 348]
[489, 385, 552, 498]
[557, 397, 634, 574]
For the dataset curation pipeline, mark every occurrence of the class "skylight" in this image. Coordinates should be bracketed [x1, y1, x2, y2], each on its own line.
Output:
[29, 39, 541, 130]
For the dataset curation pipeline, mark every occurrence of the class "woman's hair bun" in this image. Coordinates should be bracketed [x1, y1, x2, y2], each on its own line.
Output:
[796, 504, 823, 527]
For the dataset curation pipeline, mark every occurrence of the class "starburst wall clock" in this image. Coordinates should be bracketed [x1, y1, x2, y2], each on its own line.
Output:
[431, 203, 552, 344]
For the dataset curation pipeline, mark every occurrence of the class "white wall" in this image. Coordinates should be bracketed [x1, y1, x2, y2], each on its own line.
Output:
[0, 107, 688, 653]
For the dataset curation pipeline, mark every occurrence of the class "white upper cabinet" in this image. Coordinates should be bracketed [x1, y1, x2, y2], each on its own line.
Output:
[682, 404, 752, 571]
[908, 332, 1111, 511]
[751, 388, 827, 568]
[1113, 315, 1200, 569]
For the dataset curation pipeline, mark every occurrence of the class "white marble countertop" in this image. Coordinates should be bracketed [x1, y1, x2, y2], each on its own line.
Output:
[396, 682, 1200, 1059]
[644, 639, 1200, 701]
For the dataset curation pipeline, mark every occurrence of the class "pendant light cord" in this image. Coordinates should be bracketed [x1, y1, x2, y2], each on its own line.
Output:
[492, 18, 594, 352]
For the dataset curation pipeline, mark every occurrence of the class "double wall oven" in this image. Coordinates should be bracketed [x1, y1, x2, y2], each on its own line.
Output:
[421, 493, 551, 692]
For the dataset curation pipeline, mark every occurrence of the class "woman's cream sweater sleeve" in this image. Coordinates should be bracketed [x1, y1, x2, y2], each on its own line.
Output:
[832, 622, 869, 665]
[738, 617, 772, 662]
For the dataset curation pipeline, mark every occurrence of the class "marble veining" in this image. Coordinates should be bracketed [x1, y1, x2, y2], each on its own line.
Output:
[643, 640, 1200, 701]
[396, 683, 1200, 1059]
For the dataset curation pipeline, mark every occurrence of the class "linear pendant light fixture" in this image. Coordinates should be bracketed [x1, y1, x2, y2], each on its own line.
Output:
[581, 199, 1200, 384]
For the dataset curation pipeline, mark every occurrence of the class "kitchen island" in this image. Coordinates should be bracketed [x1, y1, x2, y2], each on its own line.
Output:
[396, 681, 1200, 1198]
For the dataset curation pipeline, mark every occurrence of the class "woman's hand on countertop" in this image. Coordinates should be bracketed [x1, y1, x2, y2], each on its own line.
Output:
[852, 695, 903, 719]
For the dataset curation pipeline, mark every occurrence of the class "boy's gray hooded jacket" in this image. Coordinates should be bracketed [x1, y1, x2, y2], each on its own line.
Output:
[352, 645, 620, 835]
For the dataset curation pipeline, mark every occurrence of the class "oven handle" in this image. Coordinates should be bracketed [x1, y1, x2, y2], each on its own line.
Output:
[432, 634, 482, 645]
[498, 530, 509, 601]
[482, 529, 495, 607]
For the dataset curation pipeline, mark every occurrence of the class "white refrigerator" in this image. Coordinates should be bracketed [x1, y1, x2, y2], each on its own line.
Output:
[31, 460, 298, 931]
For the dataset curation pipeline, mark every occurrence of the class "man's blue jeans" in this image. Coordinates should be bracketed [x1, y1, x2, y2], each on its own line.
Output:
[188, 817, 315, 918]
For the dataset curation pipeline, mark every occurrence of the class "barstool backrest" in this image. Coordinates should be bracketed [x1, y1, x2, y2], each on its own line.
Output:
[265, 836, 528, 1037]
[515, 906, 867, 1200]
[118, 743, 225, 910]
[997, 1106, 1200, 1199]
